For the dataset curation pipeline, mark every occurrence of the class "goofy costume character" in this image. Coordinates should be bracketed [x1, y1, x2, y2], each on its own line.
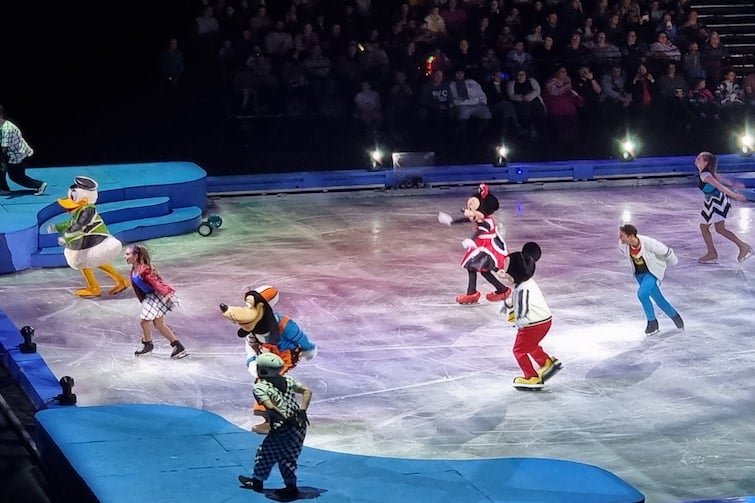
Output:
[220, 285, 317, 434]
[48, 176, 129, 297]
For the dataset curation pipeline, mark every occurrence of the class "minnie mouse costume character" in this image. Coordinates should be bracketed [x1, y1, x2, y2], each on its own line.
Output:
[439, 183, 511, 304]
[500, 242, 561, 390]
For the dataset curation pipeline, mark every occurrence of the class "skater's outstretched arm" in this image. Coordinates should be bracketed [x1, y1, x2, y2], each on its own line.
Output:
[438, 211, 468, 226]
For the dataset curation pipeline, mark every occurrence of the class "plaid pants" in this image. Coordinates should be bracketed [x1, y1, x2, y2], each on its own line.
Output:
[253, 424, 306, 485]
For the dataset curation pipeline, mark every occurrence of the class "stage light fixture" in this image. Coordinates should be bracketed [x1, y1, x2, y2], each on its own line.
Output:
[619, 139, 636, 161]
[737, 133, 754, 156]
[19, 325, 37, 354]
[494, 144, 508, 167]
[57, 376, 77, 406]
[369, 148, 384, 170]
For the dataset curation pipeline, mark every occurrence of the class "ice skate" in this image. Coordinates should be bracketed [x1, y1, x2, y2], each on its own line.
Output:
[697, 253, 718, 264]
[645, 319, 659, 336]
[513, 376, 544, 390]
[485, 289, 511, 302]
[538, 357, 562, 381]
[672, 314, 684, 330]
[134, 340, 153, 356]
[738, 247, 753, 263]
[238, 475, 263, 492]
[170, 340, 188, 359]
[455, 291, 481, 304]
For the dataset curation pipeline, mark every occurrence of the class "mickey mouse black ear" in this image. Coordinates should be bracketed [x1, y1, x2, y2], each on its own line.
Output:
[522, 242, 541, 262]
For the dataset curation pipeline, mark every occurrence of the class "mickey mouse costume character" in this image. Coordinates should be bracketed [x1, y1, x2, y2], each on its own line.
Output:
[438, 183, 511, 304]
[500, 242, 561, 390]
[48, 176, 130, 297]
[220, 285, 317, 434]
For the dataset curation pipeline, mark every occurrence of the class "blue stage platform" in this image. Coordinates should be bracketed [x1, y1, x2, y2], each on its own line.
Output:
[0, 162, 206, 274]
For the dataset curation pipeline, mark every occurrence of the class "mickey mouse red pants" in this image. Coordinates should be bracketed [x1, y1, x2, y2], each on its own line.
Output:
[512, 319, 553, 379]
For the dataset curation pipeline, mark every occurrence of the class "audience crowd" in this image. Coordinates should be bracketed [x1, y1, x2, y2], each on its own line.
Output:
[165, 0, 755, 162]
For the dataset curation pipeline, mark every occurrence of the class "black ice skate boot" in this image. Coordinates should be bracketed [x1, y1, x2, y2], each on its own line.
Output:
[644, 319, 659, 335]
[672, 313, 684, 330]
[134, 340, 154, 356]
[238, 475, 263, 492]
[170, 340, 187, 359]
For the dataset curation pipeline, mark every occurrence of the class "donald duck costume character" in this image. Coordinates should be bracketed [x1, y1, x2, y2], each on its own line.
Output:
[48, 176, 129, 297]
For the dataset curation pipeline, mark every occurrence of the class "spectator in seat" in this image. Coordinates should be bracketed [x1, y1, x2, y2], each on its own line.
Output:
[483, 71, 520, 137]
[715, 69, 745, 123]
[354, 80, 383, 132]
[419, 68, 454, 146]
[543, 65, 582, 141]
[683, 41, 706, 81]
[742, 70, 755, 108]
[532, 35, 558, 83]
[385, 70, 416, 141]
[504, 40, 535, 78]
[562, 31, 591, 76]
[656, 61, 691, 124]
[686, 77, 720, 122]
[591, 31, 623, 72]
[441, 0, 468, 39]
[601, 63, 633, 133]
[506, 69, 547, 138]
[449, 68, 492, 134]
[649, 31, 681, 68]
[453, 39, 482, 82]
[264, 21, 294, 63]
[629, 62, 658, 127]
[700, 31, 728, 83]
[620, 30, 649, 71]
[573, 65, 603, 141]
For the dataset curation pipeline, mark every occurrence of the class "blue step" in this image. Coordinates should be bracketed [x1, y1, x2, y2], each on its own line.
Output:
[38, 197, 172, 248]
[31, 206, 203, 268]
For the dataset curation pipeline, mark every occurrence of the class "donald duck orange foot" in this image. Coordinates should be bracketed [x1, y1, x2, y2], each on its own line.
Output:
[75, 266, 130, 297]
[75, 268, 101, 297]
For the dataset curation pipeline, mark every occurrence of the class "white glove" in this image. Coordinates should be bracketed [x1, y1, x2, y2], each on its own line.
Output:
[300, 347, 317, 360]
[57, 237, 66, 246]
[438, 212, 453, 226]
[462, 238, 476, 250]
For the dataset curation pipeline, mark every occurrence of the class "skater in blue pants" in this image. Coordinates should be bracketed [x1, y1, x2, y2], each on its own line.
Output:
[618, 224, 684, 335]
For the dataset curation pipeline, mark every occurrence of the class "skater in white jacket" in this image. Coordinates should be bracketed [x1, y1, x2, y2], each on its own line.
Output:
[618, 224, 684, 335]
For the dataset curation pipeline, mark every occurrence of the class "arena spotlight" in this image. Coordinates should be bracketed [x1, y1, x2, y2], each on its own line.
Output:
[737, 133, 754, 156]
[619, 138, 636, 161]
[494, 144, 509, 167]
[19, 325, 37, 354]
[57, 376, 77, 406]
[369, 147, 384, 170]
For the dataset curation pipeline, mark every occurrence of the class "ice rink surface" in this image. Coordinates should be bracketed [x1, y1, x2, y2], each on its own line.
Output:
[2, 181, 754, 503]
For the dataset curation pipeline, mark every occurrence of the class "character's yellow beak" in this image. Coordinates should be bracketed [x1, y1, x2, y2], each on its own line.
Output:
[57, 197, 88, 211]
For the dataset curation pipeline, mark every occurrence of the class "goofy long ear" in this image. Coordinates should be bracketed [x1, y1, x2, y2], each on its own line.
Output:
[247, 291, 280, 342]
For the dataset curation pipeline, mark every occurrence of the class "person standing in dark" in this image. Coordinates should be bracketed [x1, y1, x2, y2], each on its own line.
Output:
[239, 353, 312, 499]
[0, 105, 46, 196]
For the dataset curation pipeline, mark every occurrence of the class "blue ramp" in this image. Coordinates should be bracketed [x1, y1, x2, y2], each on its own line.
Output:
[35, 403, 645, 503]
